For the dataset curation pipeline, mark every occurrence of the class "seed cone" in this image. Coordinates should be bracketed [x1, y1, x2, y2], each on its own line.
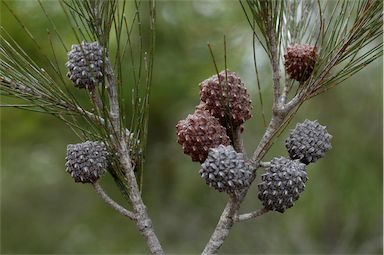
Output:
[200, 145, 251, 193]
[284, 44, 317, 82]
[66, 141, 108, 183]
[258, 157, 308, 213]
[66, 41, 105, 89]
[199, 70, 252, 126]
[176, 108, 230, 163]
[285, 119, 332, 164]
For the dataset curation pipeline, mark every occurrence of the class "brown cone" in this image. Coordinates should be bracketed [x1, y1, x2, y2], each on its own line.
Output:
[284, 44, 317, 82]
[199, 70, 252, 127]
[176, 108, 230, 163]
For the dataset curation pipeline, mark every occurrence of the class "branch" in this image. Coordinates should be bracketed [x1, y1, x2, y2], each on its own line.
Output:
[92, 182, 136, 220]
[1, 77, 101, 122]
[202, 8, 289, 252]
[202, 195, 240, 255]
[88, 86, 104, 114]
[234, 207, 269, 222]
[202, 110, 293, 254]
[267, 17, 281, 110]
[121, 143, 164, 255]
[281, 78, 292, 105]
[104, 56, 164, 255]
[105, 58, 121, 138]
[284, 93, 301, 112]
[202, 7, 311, 250]
[1, 77, 137, 142]
[206, 3, 382, 245]
[233, 126, 245, 154]
[259, 161, 270, 168]
[2, 1, 164, 253]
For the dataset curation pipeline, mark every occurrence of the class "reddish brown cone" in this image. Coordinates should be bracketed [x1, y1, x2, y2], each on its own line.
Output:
[284, 44, 317, 82]
[176, 108, 230, 163]
[199, 70, 252, 126]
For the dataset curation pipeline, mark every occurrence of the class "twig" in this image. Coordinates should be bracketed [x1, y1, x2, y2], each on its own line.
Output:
[88, 86, 104, 114]
[1, 76, 108, 127]
[104, 55, 164, 255]
[234, 208, 269, 222]
[202, 195, 240, 255]
[281, 78, 291, 105]
[233, 126, 245, 154]
[202, 93, 296, 255]
[207, 43, 220, 76]
[120, 142, 164, 255]
[259, 161, 270, 168]
[92, 182, 136, 220]
[105, 57, 121, 137]
[266, 13, 281, 110]
[285, 93, 301, 112]
[202, 8, 295, 254]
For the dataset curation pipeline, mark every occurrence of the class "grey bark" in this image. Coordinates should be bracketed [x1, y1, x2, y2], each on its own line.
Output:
[202, 14, 301, 254]
[92, 182, 136, 220]
[105, 59, 165, 255]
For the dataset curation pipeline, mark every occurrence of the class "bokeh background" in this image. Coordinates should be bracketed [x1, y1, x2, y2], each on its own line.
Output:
[1, 1, 382, 254]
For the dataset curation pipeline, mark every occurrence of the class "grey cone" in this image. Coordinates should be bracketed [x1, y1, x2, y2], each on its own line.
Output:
[258, 157, 308, 213]
[200, 145, 251, 193]
[66, 141, 108, 183]
[66, 41, 105, 89]
[285, 119, 332, 164]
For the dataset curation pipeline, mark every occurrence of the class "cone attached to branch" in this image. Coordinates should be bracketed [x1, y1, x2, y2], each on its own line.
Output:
[285, 119, 332, 164]
[176, 108, 230, 163]
[284, 44, 317, 82]
[258, 157, 308, 213]
[200, 145, 251, 193]
[199, 70, 252, 126]
[66, 41, 105, 89]
[66, 141, 108, 183]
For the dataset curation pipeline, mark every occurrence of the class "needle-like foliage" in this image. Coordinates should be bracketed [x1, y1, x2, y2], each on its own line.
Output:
[0, 0, 156, 193]
[241, 0, 383, 101]
[0, 0, 382, 253]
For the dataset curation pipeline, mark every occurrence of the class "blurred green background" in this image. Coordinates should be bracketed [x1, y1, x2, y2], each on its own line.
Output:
[1, 1, 382, 254]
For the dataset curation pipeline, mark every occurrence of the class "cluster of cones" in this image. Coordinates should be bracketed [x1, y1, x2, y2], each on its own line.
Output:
[258, 120, 332, 213]
[63, 41, 332, 214]
[176, 70, 252, 163]
[175, 44, 335, 214]
[176, 70, 253, 193]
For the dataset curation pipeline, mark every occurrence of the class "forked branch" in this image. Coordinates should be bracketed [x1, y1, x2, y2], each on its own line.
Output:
[92, 182, 136, 220]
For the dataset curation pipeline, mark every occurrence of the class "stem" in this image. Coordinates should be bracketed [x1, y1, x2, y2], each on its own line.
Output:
[281, 78, 291, 105]
[233, 126, 245, 154]
[202, 196, 240, 255]
[92, 182, 136, 220]
[201, 5, 377, 247]
[119, 141, 164, 255]
[105, 58, 164, 255]
[1, 77, 107, 127]
[105, 58, 121, 137]
[234, 208, 269, 222]
[267, 15, 281, 110]
[202, 114, 286, 255]
[88, 86, 104, 114]
[259, 161, 270, 168]
[202, 9, 293, 254]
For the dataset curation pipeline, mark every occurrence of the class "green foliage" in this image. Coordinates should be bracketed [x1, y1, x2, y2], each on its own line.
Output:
[244, 0, 284, 58]
[242, 0, 383, 100]
[311, 0, 383, 97]
[1, 0, 157, 192]
[0, 0, 382, 253]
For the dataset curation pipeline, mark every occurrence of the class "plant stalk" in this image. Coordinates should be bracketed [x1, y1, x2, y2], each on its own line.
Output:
[105, 58, 164, 255]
